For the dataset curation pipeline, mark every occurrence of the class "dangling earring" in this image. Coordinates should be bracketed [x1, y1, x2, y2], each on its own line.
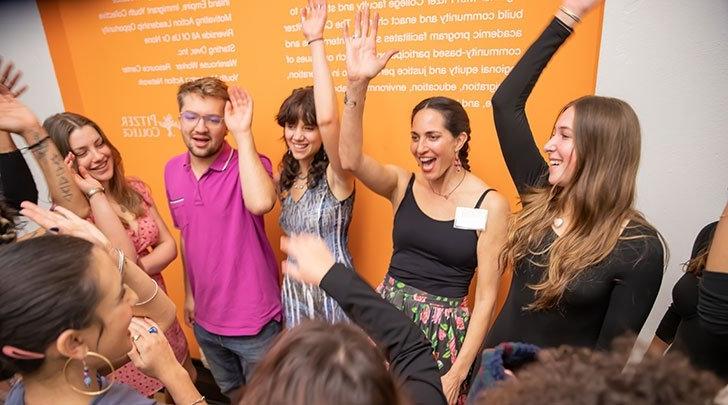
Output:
[63, 351, 115, 396]
[286, 149, 292, 156]
[454, 154, 462, 173]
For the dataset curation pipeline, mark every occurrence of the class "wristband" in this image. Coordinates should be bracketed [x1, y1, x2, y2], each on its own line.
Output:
[85, 186, 105, 199]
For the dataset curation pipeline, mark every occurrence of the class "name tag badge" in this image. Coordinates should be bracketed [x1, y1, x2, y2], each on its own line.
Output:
[454, 207, 487, 231]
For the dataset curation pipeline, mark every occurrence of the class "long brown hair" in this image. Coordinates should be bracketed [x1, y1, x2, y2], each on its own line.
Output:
[241, 321, 402, 405]
[43, 112, 144, 218]
[499, 96, 661, 310]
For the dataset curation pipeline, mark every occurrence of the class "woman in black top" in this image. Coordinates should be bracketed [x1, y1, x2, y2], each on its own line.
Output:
[484, 0, 664, 351]
[338, 6, 510, 402]
[651, 221, 728, 379]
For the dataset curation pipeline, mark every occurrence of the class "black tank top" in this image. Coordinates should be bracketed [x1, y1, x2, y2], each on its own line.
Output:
[387, 174, 492, 298]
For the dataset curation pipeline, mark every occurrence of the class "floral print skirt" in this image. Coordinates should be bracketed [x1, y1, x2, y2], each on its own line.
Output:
[378, 273, 471, 376]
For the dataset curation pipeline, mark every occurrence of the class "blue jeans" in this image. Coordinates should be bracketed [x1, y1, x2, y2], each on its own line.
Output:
[193, 320, 281, 396]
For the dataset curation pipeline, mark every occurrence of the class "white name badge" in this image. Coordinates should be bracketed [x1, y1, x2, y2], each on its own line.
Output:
[454, 207, 488, 231]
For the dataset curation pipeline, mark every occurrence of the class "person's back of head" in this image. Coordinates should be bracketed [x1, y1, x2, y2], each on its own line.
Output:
[477, 340, 724, 405]
[241, 320, 403, 405]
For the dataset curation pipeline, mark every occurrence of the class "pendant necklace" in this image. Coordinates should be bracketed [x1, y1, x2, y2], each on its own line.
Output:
[428, 171, 466, 200]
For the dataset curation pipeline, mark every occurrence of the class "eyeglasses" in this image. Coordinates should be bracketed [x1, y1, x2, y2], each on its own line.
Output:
[179, 111, 224, 127]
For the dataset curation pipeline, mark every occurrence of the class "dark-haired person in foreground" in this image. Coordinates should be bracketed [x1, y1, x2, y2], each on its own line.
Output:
[1, 203, 205, 404]
[241, 233, 446, 405]
[477, 338, 724, 405]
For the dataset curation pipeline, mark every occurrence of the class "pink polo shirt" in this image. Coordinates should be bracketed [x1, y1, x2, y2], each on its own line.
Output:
[164, 141, 281, 336]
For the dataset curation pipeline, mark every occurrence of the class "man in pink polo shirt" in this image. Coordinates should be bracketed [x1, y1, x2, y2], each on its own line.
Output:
[164, 77, 281, 400]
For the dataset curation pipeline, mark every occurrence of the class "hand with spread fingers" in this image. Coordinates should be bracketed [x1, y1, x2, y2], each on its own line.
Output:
[0, 91, 41, 136]
[301, 0, 327, 43]
[0, 57, 28, 98]
[343, 6, 398, 84]
[224, 86, 254, 139]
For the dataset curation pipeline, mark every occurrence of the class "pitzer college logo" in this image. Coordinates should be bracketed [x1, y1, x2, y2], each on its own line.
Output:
[121, 113, 180, 138]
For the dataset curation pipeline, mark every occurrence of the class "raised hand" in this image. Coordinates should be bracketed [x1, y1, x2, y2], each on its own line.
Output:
[280, 233, 335, 286]
[19, 201, 110, 249]
[224, 86, 253, 138]
[0, 57, 28, 97]
[0, 93, 40, 135]
[301, 0, 327, 43]
[561, 0, 602, 19]
[343, 6, 398, 83]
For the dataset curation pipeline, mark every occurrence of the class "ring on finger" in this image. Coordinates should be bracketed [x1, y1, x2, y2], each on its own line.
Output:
[132, 334, 141, 342]
[147, 326, 158, 334]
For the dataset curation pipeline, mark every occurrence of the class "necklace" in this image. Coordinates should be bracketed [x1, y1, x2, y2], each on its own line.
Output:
[428, 172, 466, 200]
[293, 175, 308, 190]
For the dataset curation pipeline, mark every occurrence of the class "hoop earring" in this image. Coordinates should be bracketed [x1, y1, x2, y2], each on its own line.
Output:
[63, 351, 115, 396]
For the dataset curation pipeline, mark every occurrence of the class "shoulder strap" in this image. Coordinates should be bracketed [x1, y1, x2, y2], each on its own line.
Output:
[475, 189, 495, 209]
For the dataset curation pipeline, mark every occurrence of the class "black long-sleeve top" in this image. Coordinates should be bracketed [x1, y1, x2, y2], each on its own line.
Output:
[484, 18, 664, 351]
[655, 222, 728, 379]
[0, 149, 38, 210]
[320, 264, 446, 405]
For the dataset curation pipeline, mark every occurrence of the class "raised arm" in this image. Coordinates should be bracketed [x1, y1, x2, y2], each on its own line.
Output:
[339, 7, 407, 204]
[224, 86, 276, 215]
[492, 1, 599, 194]
[282, 234, 446, 405]
[699, 201, 728, 335]
[491, 18, 571, 194]
[0, 91, 89, 217]
[301, 0, 354, 199]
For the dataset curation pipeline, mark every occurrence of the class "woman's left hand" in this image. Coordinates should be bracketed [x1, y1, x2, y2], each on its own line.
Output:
[441, 370, 464, 405]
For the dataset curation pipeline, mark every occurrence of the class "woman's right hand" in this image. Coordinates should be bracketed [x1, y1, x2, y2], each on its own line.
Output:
[127, 318, 182, 382]
[343, 6, 398, 83]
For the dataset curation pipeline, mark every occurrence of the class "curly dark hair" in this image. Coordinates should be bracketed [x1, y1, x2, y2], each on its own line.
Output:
[477, 337, 724, 405]
[276, 86, 329, 196]
[0, 200, 17, 244]
[411, 96, 472, 171]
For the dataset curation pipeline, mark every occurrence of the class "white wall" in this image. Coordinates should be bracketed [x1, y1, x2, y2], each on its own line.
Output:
[2, 0, 728, 341]
[596, 0, 728, 345]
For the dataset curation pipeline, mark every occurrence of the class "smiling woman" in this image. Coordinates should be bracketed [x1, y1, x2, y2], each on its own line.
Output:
[276, 0, 356, 329]
[481, 0, 664, 357]
[41, 112, 196, 398]
[338, 6, 510, 403]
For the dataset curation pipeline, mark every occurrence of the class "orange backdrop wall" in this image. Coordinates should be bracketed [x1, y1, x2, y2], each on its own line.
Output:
[37, 0, 603, 357]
